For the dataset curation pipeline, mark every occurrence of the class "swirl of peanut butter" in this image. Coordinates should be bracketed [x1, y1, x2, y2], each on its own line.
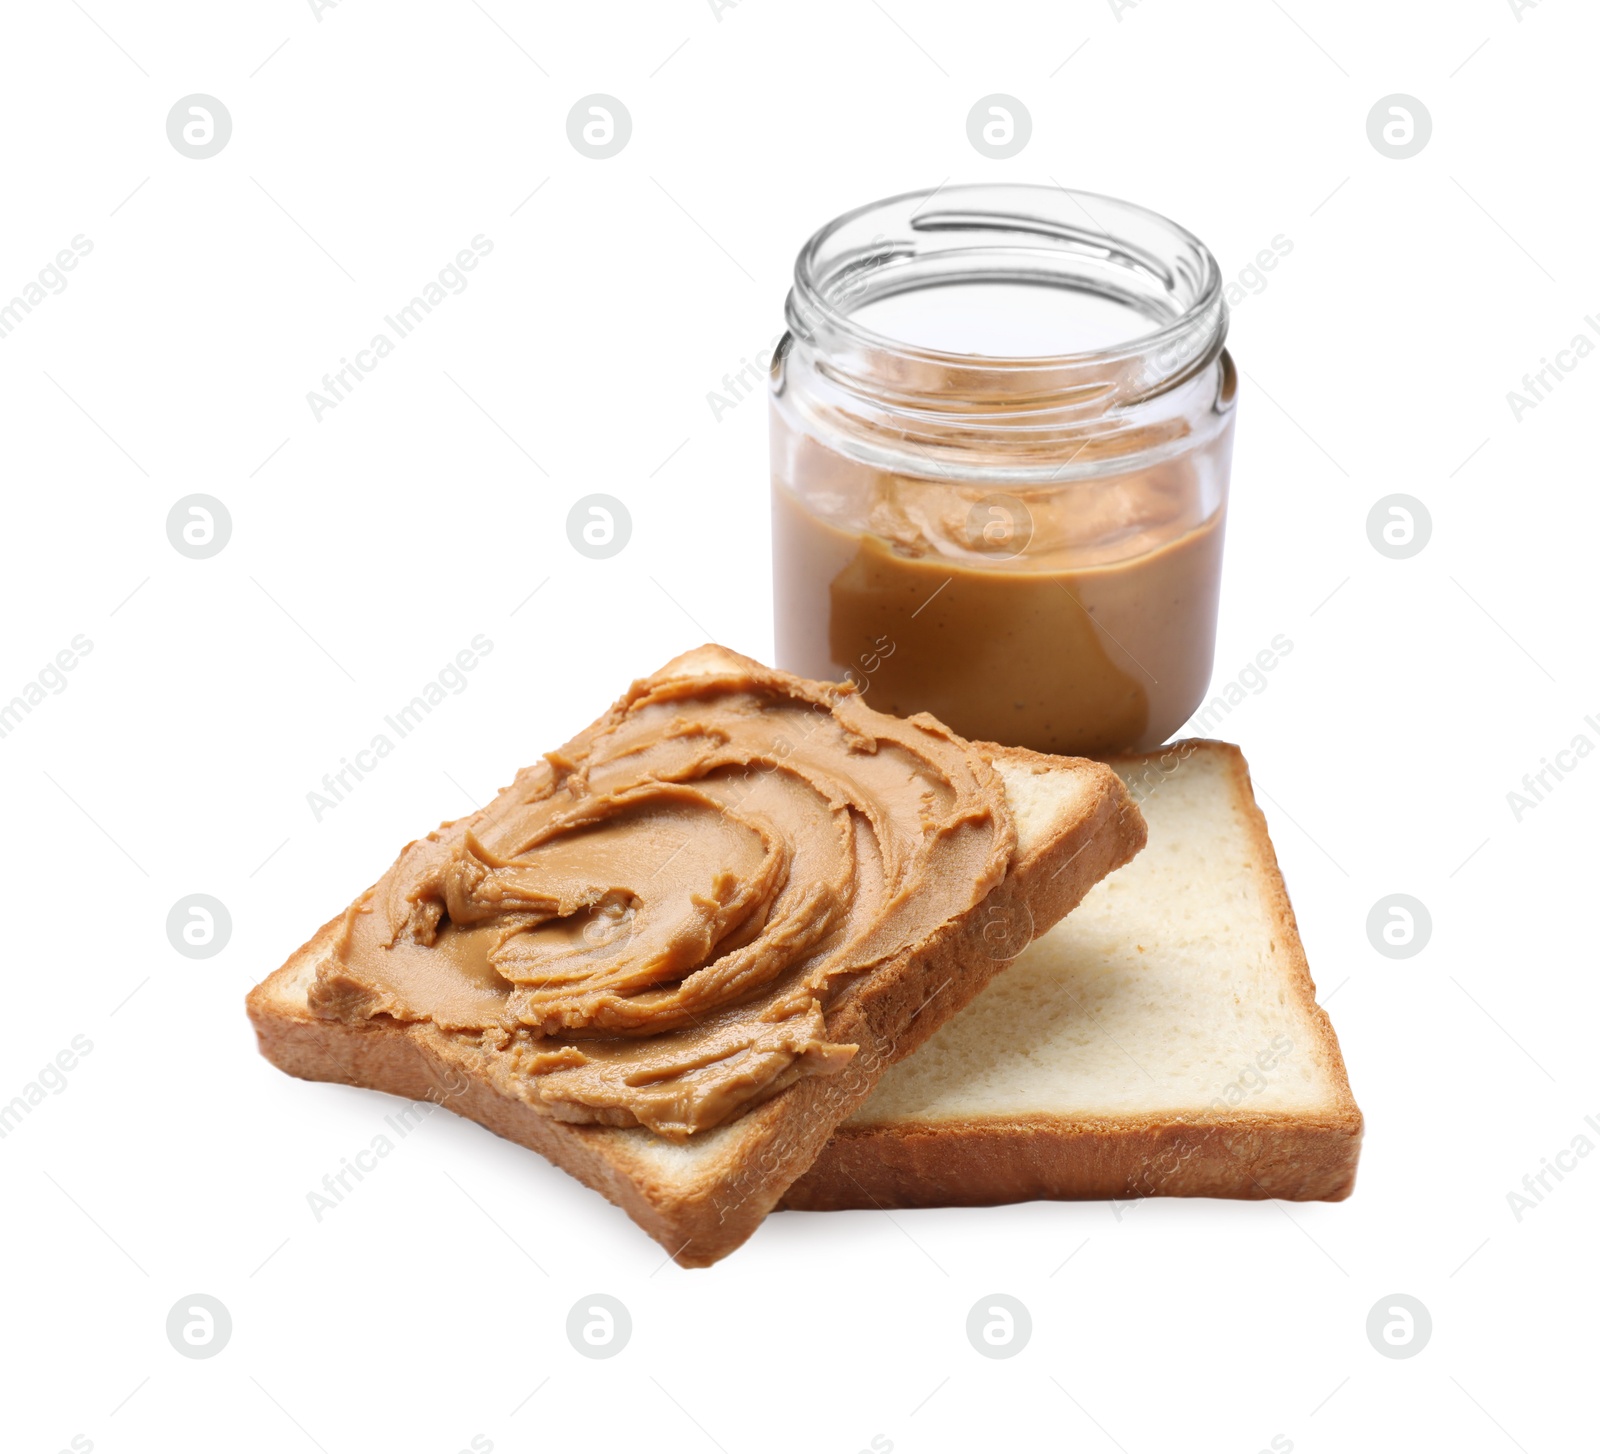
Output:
[308, 650, 1015, 1139]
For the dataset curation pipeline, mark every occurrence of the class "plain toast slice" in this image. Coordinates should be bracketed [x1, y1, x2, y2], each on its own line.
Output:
[783, 741, 1362, 1212]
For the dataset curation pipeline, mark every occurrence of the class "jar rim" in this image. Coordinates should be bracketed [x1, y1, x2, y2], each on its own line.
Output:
[785, 183, 1225, 387]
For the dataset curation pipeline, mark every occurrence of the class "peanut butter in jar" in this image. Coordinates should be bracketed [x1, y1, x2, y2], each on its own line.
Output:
[770, 185, 1237, 757]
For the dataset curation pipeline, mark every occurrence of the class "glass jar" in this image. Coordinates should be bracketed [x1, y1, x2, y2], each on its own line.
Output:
[769, 184, 1236, 757]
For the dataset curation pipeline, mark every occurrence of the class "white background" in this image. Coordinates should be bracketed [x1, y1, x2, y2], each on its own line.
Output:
[2, 2, 1594, 1451]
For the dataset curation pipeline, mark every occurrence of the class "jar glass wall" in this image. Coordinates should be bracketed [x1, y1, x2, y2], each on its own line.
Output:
[770, 184, 1236, 757]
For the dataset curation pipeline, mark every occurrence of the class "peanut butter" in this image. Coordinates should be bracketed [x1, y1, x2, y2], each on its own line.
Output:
[308, 650, 1015, 1140]
[769, 183, 1237, 758]
[772, 446, 1227, 757]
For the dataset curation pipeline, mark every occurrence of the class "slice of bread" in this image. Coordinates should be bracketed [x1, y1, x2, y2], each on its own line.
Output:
[783, 741, 1362, 1212]
[246, 646, 1146, 1265]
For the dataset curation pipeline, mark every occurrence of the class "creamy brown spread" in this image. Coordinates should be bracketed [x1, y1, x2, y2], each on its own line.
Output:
[770, 383, 1232, 756]
[309, 652, 1015, 1140]
[772, 473, 1224, 756]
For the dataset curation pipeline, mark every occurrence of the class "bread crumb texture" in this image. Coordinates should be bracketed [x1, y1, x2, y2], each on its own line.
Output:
[849, 748, 1335, 1123]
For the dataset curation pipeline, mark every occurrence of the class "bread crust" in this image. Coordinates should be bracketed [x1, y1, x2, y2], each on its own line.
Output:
[781, 741, 1363, 1212]
[777, 1113, 1361, 1210]
[247, 740, 1145, 1265]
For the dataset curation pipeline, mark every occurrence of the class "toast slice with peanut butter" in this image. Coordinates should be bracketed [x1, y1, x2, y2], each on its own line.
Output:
[246, 645, 1144, 1265]
[782, 742, 1362, 1214]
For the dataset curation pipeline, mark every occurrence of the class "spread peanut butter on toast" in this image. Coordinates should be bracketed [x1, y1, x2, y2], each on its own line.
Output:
[247, 645, 1145, 1264]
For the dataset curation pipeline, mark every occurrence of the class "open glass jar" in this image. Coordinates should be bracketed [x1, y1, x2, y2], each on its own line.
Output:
[769, 184, 1236, 756]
